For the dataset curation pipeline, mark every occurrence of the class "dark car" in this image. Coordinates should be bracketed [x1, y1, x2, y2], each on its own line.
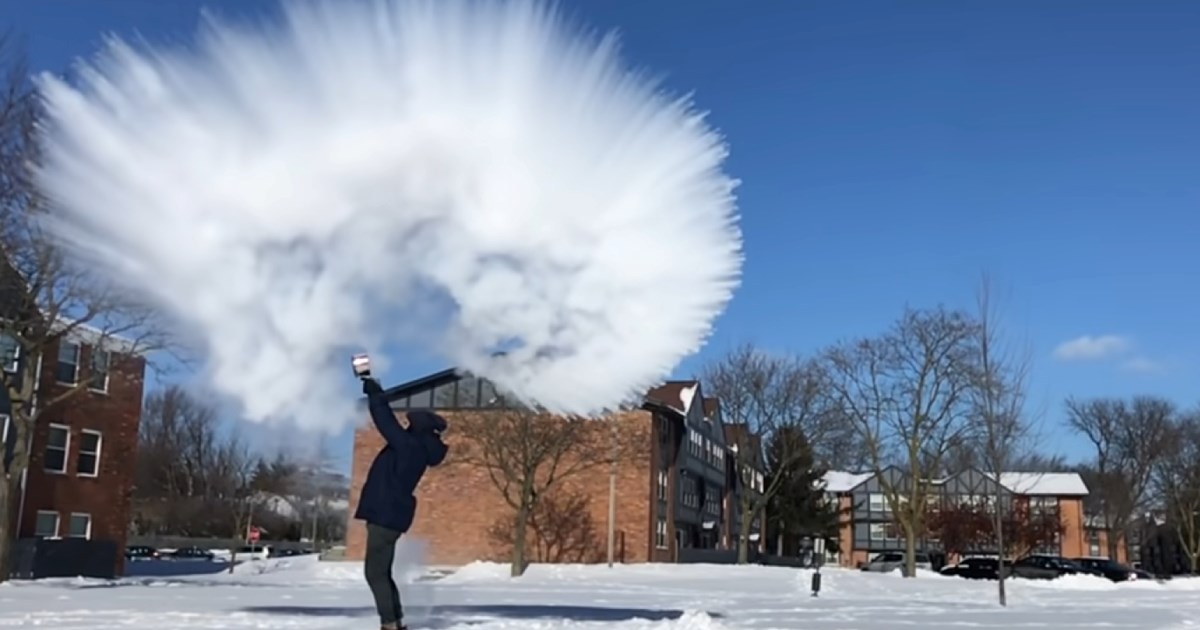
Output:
[272, 547, 314, 557]
[167, 546, 215, 561]
[125, 545, 160, 562]
[940, 556, 1010, 580]
[1072, 557, 1147, 582]
[1010, 554, 1095, 580]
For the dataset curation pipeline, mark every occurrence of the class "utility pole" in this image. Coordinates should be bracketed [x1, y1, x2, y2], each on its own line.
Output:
[606, 417, 618, 567]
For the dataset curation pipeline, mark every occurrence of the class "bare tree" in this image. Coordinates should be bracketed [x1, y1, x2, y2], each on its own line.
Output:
[968, 275, 1034, 606]
[454, 404, 633, 576]
[1155, 411, 1200, 573]
[221, 439, 261, 572]
[823, 306, 979, 578]
[1065, 396, 1174, 560]
[0, 36, 172, 580]
[702, 344, 836, 563]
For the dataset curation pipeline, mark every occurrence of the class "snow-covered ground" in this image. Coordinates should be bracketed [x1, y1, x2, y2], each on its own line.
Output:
[1, 541, 1198, 629]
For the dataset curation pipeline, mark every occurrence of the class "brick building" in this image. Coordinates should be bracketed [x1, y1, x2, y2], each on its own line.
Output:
[821, 468, 1110, 568]
[1, 329, 146, 574]
[346, 369, 766, 565]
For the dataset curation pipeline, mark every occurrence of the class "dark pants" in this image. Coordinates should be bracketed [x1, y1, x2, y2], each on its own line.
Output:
[365, 523, 404, 626]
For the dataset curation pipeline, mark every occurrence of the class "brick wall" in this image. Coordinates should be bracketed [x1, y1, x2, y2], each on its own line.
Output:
[1059, 496, 1086, 558]
[347, 409, 653, 566]
[19, 342, 145, 574]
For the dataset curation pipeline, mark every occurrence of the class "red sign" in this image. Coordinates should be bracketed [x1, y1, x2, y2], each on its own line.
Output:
[248, 527, 261, 543]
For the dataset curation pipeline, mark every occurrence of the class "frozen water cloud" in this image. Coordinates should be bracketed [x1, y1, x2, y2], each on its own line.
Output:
[33, 0, 742, 430]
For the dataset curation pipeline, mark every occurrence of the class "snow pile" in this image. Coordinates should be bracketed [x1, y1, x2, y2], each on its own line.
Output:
[1015, 573, 1119, 591]
[440, 561, 513, 584]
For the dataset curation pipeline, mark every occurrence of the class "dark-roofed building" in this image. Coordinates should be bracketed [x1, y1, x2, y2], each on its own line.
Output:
[345, 370, 767, 565]
[819, 467, 1095, 568]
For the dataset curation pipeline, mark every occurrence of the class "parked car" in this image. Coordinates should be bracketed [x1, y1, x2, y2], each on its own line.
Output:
[237, 545, 271, 561]
[1010, 554, 1093, 580]
[1071, 557, 1148, 582]
[167, 546, 215, 562]
[125, 545, 160, 562]
[271, 547, 314, 557]
[861, 552, 933, 574]
[939, 556, 1010, 580]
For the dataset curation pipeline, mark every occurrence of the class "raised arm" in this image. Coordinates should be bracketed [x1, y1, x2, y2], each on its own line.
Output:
[362, 377, 413, 449]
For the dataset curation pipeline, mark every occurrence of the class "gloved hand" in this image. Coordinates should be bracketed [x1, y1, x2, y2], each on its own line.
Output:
[361, 376, 384, 396]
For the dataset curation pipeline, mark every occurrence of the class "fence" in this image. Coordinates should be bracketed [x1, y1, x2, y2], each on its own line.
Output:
[7, 537, 118, 580]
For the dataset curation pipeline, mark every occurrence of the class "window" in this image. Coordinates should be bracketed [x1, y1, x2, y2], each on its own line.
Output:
[0, 334, 18, 372]
[657, 470, 668, 500]
[44, 424, 70, 473]
[78, 430, 102, 477]
[68, 513, 92, 539]
[868, 493, 886, 512]
[56, 341, 80, 384]
[478, 379, 499, 407]
[35, 511, 60, 538]
[89, 349, 111, 392]
[456, 377, 481, 407]
[408, 388, 432, 408]
[655, 518, 668, 549]
[869, 522, 901, 541]
[1, 414, 8, 444]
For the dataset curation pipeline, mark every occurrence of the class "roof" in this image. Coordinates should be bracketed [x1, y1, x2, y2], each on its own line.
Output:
[993, 472, 1089, 496]
[381, 368, 462, 401]
[820, 471, 874, 493]
[645, 381, 700, 415]
[818, 470, 1089, 496]
[724, 423, 763, 465]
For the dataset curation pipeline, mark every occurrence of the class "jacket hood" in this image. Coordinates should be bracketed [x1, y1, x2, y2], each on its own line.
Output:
[406, 410, 447, 434]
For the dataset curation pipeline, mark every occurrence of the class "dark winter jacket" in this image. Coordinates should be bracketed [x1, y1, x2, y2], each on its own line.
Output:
[353, 378, 448, 533]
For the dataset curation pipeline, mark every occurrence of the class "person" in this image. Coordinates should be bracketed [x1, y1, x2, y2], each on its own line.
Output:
[354, 373, 448, 630]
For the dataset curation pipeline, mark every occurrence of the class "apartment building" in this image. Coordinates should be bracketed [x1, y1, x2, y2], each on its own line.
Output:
[345, 369, 766, 565]
[822, 467, 1096, 568]
[2, 331, 146, 575]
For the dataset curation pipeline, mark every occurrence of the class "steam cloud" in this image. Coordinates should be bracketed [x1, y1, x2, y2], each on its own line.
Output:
[33, 0, 742, 430]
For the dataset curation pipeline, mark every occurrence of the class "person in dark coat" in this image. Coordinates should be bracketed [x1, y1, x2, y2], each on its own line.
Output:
[354, 374, 448, 630]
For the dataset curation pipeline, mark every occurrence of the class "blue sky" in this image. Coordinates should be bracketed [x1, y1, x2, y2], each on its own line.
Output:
[6, 0, 1198, 469]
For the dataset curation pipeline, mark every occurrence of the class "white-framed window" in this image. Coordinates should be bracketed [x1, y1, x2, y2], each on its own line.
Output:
[0, 334, 19, 373]
[56, 341, 80, 384]
[868, 493, 887, 512]
[1, 414, 9, 444]
[655, 518, 668, 549]
[77, 430, 102, 477]
[869, 522, 901, 541]
[89, 349, 111, 392]
[68, 513, 92, 539]
[657, 470, 668, 500]
[44, 424, 70, 474]
[35, 510, 60, 538]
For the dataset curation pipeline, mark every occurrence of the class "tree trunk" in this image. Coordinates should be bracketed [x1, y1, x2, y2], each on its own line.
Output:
[737, 496, 755, 564]
[512, 501, 532, 577]
[0, 474, 14, 582]
[1106, 529, 1121, 561]
[994, 510, 1007, 606]
[904, 526, 917, 578]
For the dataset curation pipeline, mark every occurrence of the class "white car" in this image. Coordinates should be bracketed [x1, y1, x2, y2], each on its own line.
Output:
[237, 545, 271, 561]
[861, 552, 933, 574]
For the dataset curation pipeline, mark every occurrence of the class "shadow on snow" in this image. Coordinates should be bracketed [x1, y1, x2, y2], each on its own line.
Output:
[240, 604, 721, 624]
